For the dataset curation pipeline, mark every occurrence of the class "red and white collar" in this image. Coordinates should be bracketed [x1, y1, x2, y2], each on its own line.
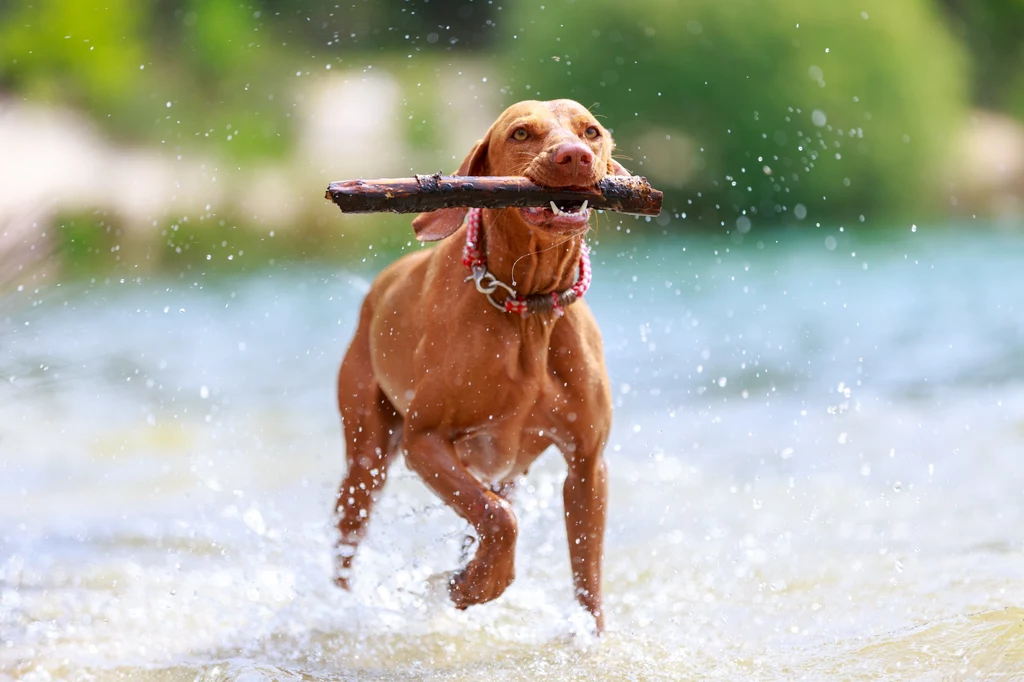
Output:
[460, 207, 592, 317]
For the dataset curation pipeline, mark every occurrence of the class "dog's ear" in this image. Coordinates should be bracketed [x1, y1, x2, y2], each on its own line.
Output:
[608, 157, 632, 177]
[412, 133, 492, 242]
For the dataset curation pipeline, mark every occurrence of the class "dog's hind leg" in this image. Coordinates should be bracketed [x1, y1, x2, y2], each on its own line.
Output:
[333, 305, 401, 590]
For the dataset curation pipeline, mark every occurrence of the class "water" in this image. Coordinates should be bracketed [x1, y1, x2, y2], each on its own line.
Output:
[3, 225, 1024, 680]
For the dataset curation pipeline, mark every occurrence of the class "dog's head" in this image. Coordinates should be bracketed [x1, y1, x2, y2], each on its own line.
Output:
[413, 99, 631, 241]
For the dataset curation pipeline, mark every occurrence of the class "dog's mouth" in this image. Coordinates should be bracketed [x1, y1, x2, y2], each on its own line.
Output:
[518, 198, 592, 231]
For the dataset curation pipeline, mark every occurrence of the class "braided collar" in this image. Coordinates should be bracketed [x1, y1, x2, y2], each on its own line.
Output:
[460, 207, 592, 317]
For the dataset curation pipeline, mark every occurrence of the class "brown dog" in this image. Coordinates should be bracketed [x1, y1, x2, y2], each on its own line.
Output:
[333, 99, 630, 633]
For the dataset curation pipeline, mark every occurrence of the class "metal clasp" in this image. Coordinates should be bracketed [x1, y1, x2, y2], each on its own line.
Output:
[466, 266, 518, 311]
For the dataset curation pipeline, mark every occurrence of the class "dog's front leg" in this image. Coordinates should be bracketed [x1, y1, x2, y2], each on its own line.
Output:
[404, 430, 518, 608]
[563, 450, 608, 633]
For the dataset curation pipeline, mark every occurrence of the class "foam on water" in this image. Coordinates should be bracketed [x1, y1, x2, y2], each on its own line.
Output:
[3, 228, 1024, 679]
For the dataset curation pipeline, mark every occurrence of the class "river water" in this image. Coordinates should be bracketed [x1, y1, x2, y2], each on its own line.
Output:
[2, 224, 1024, 680]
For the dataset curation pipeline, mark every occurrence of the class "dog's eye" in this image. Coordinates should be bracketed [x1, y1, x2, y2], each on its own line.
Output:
[511, 128, 529, 141]
[584, 126, 600, 140]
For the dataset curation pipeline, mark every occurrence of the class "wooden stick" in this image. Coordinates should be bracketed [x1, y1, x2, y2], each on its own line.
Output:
[325, 174, 663, 216]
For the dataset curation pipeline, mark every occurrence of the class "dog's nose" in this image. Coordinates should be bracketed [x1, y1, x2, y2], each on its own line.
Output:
[553, 142, 594, 168]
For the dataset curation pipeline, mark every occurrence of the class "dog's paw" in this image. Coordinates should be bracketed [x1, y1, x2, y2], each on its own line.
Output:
[332, 542, 357, 590]
[447, 559, 514, 609]
[448, 571, 476, 610]
[332, 562, 353, 591]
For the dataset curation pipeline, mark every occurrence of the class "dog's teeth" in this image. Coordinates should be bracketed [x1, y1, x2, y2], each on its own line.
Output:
[550, 201, 561, 215]
[581, 200, 588, 213]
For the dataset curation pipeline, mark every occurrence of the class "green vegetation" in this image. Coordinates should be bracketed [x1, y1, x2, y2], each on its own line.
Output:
[1, 0, 1022, 277]
[0, 0, 502, 163]
[0, 0, 295, 160]
[504, 0, 967, 225]
[939, 0, 1024, 118]
[51, 209, 424, 277]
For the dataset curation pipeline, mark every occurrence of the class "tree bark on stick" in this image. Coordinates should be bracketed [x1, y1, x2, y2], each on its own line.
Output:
[325, 174, 663, 216]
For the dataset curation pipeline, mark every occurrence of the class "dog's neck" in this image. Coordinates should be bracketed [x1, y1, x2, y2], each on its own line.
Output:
[480, 209, 584, 295]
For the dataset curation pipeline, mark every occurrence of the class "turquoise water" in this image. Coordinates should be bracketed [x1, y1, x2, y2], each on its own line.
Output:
[3, 225, 1024, 679]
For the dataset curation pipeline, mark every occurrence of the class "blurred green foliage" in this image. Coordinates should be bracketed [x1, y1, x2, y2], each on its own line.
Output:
[939, 0, 1024, 118]
[0, 0, 146, 112]
[51, 208, 420, 276]
[0, 0, 1022, 231]
[504, 0, 968, 225]
[0, 0, 497, 163]
[0, 0, 295, 159]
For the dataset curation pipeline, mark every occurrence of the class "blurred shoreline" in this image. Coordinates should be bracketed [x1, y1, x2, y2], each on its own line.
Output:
[0, 63, 505, 288]
[2, 87, 1023, 293]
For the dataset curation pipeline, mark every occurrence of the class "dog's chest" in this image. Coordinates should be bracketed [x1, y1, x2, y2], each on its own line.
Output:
[455, 431, 517, 482]
[454, 414, 559, 483]
[449, 367, 577, 482]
